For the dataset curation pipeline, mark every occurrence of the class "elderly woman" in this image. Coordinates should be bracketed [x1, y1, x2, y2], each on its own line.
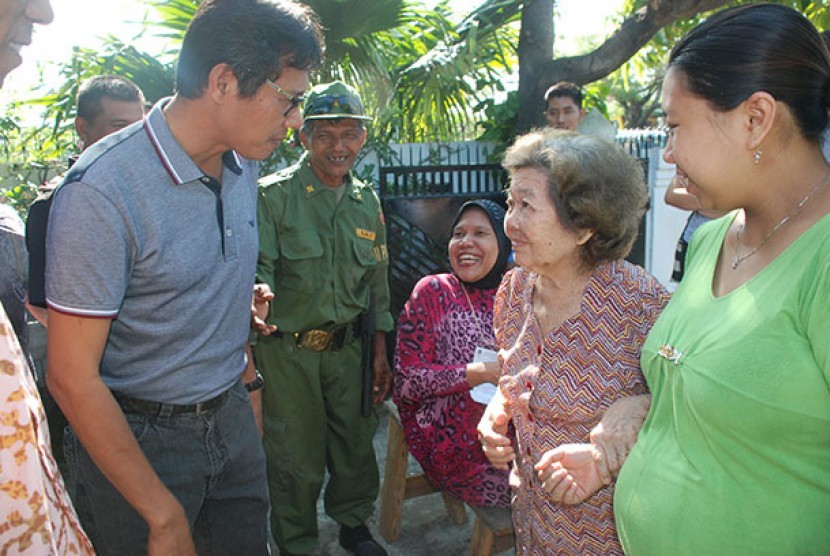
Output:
[394, 199, 512, 507]
[477, 129, 669, 554]
[543, 5, 830, 554]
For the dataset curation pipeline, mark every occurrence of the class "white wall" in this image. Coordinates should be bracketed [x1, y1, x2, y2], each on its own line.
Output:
[645, 150, 687, 290]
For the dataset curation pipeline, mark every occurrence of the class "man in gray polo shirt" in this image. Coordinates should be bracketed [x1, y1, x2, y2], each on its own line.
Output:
[44, 1, 323, 554]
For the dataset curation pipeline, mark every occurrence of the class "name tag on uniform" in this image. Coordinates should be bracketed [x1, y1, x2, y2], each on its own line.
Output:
[356, 228, 376, 241]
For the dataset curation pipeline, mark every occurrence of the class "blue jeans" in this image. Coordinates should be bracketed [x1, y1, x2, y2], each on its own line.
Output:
[65, 380, 269, 556]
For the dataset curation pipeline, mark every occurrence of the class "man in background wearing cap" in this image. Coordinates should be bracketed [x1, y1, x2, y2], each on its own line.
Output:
[256, 81, 392, 556]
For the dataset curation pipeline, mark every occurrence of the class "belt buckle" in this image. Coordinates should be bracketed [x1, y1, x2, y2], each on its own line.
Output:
[298, 329, 333, 351]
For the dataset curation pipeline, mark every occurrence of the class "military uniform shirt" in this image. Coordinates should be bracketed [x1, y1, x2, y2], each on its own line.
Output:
[257, 153, 393, 333]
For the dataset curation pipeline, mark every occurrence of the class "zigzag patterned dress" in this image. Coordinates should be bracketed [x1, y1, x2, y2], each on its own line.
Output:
[495, 262, 668, 555]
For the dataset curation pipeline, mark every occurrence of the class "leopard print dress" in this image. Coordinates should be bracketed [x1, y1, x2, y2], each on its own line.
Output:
[394, 273, 510, 507]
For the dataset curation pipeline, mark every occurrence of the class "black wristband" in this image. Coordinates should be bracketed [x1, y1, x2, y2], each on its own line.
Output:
[245, 370, 264, 392]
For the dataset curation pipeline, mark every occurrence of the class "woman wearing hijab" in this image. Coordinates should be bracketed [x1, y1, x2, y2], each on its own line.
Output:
[393, 199, 512, 507]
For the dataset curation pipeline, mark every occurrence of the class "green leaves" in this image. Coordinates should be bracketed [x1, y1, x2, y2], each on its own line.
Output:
[597, 0, 828, 129]
[149, 0, 198, 42]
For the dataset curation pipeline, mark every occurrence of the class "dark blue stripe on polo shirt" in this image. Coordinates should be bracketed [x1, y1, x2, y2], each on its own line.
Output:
[200, 175, 225, 256]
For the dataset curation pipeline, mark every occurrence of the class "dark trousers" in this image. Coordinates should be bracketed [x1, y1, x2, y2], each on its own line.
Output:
[65, 380, 270, 556]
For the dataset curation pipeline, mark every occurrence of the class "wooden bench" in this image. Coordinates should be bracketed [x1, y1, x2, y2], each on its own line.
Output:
[378, 400, 468, 543]
[468, 505, 515, 556]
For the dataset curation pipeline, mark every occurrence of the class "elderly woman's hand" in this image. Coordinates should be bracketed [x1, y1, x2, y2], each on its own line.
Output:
[535, 444, 605, 504]
[590, 394, 650, 484]
[477, 391, 515, 470]
[466, 361, 502, 387]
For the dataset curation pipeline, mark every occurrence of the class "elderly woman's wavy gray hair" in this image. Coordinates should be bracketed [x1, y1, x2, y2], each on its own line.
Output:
[502, 129, 647, 269]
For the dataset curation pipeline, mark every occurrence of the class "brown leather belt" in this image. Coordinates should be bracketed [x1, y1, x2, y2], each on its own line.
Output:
[274, 319, 362, 351]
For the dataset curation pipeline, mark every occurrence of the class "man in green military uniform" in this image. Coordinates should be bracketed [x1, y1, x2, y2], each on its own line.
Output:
[255, 82, 393, 556]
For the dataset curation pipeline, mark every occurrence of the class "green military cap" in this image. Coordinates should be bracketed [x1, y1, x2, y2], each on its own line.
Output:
[302, 81, 373, 122]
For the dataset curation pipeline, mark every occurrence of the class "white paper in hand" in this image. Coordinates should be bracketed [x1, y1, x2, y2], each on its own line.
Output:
[470, 347, 499, 405]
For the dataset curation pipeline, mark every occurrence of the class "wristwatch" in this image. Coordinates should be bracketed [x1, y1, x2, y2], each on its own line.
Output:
[244, 370, 265, 392]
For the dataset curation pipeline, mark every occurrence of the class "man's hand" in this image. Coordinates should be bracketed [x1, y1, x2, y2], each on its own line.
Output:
[146, 497, 196, 556]
[535, 444, 605, 505]
[477, 390, 515, 470]
[590, 394, 650, 484]
[371, 331, 391, 403]
[47, 310, 196, 555]
[251, 283, 276, 336]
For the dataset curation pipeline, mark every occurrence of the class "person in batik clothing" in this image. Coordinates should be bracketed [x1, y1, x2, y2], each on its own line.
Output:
[478, 130, 669, 555]
[394, 199, 512, 507]
[0, 304, 93, 554]
[0, 0, 92, 553]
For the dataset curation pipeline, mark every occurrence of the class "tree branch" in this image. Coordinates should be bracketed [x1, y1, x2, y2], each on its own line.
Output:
[517, 0, 731, 131]
[544, 0, 730, 83]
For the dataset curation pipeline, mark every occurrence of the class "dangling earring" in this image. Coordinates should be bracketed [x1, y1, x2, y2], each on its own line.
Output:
[754, 150, 762, 166]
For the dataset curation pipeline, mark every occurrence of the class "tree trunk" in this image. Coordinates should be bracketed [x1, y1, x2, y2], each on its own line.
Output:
[516, 0, 732, 132]
[516, 0, 554, 133]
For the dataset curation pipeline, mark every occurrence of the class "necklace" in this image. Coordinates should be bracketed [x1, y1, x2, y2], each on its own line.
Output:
[732, 171, 830, 270]
[461, 283, 493, 349]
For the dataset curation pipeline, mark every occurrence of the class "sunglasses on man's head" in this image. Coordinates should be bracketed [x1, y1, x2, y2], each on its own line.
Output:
[305, 94, 365, 117]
